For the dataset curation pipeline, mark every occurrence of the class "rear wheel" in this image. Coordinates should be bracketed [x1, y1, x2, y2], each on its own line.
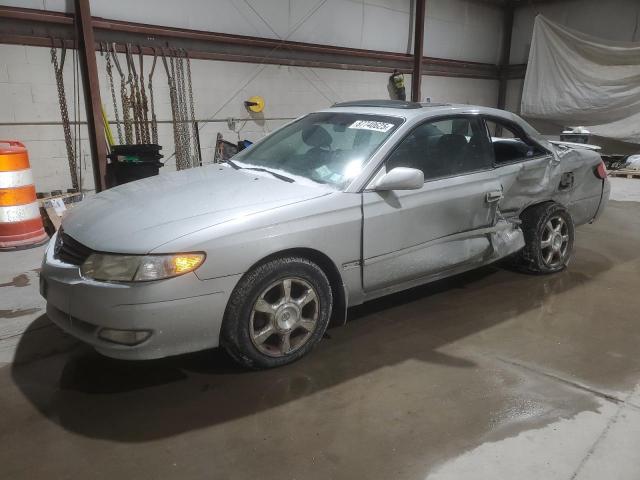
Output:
[517, 202, 575, 274]
[221, 257, 332, 369]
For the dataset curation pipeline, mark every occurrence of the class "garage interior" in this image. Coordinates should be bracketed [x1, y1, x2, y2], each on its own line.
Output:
[1, 0, 640, 478]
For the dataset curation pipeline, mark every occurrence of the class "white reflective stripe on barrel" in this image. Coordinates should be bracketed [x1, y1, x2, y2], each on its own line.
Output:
[0, 169, 34, 189]
[0, 202, 41, 223]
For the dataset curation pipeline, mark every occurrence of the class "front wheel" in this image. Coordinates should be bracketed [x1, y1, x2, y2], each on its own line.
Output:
[517, 202, 575, 274]
[221, 257, 333, 369]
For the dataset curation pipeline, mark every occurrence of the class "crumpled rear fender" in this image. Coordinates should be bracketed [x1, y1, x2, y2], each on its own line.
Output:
[498, 147, 604, 226]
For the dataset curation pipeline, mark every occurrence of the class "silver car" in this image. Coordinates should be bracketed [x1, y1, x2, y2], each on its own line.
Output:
[40, 100, 610, 368]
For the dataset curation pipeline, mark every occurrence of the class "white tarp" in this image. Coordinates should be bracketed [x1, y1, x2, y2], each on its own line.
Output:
[522, 15, 640, 144]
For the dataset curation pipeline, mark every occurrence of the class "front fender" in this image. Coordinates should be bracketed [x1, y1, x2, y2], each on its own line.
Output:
[152, 192, 364, 306]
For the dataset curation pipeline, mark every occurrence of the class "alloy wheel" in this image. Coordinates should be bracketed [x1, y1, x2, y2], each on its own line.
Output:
[249, 277, 319, 357]
[540, 215, 569, 268]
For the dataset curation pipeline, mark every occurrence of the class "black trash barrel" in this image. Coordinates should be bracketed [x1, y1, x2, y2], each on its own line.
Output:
[107, 144, 163, 186]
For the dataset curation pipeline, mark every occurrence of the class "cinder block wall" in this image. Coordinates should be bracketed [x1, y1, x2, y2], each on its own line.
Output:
[0, 43, 500, 192]
[0, 0, 507, 191]
[0, 43, 398, 191]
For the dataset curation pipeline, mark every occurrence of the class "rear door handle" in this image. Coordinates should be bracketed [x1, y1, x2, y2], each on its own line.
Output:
[485, 190, 503, 203]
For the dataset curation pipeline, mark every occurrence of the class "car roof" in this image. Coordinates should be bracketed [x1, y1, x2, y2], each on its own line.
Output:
[318, 100, 548, 148]
[323, 100, 521, 123]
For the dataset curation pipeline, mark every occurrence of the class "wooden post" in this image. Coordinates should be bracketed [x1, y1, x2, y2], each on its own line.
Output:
[411, 0, 426, 102]
[75, 0, 108, 192]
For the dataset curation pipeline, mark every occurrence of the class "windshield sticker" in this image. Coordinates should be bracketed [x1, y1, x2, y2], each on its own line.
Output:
[348, 120, 394, 132]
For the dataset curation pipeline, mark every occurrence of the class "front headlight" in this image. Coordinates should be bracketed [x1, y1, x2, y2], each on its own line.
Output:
[80, 252, 206, 282]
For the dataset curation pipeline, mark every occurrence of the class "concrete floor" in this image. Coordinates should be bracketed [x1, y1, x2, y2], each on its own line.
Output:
[1, 185, 639, 479]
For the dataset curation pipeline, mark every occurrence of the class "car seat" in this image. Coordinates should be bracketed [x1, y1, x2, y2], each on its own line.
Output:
[302, 125, 332, 167]
[433, 133, 468, 177]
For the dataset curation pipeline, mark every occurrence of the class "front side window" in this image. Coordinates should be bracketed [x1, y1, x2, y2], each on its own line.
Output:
[385, 116, 493, 181]
[232, 112, 403, 189]
[485, 119, 547, 165]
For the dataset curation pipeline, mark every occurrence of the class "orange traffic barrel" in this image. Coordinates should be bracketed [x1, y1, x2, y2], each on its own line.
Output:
[0, 140, 49, 250]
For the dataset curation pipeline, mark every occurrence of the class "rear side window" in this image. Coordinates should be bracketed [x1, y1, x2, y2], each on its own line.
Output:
[386, 116, 493, 181]
[485, 119, 547, 165]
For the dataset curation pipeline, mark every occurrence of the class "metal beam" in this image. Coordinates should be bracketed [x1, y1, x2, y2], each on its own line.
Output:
[511, 0, 573, 7]
[0, 5, 499, 80]
[74, 0, 108, 192]
[504, 63, 527, 79]
[411, 0, 426, 102]
[497, 3, 515, 109]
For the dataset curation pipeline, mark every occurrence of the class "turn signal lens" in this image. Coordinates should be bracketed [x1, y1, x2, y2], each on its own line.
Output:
[133, 253, 206, 281]
[173, 254, 205, 274]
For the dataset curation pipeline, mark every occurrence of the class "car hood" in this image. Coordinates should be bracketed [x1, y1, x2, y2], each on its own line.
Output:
[62, 165, 331, 253]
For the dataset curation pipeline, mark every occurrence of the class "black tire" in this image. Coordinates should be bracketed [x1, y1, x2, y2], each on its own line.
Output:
[220, 257, 333, 369]
[516, 202, 575, 274]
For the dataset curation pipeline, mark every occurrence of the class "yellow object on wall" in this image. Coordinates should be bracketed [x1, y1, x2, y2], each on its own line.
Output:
[245, 96, 265, 113]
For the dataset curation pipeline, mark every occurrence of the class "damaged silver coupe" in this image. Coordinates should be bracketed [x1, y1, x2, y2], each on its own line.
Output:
[40, 100, 610, 368]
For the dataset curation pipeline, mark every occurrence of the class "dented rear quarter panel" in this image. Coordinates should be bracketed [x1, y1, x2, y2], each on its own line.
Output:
[550, 147, 606, 226]
[495, 146, 604, 226]
[509, 115, 606, 226]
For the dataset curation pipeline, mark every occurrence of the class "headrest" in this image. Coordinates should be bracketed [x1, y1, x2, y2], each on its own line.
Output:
[437, 134, 468, 149]
[414, 123, 441, 139]
[302, 125, 332, 148]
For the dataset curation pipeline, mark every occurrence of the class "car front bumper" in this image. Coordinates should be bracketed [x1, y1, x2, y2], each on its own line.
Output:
[40, 233, 241, 360]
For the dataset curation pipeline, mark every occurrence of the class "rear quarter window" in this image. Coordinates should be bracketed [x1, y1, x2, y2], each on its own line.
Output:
[485, 119, 548, 165]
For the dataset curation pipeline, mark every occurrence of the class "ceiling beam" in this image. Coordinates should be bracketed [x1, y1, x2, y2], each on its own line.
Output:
[0, 5, 500, 80]
[508, 0, 575, 8]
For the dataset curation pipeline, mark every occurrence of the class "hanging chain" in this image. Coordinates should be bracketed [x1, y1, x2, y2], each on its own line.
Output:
[148, 48, 159, 145]
[50, 39, 79, 191]
[163, 50, 186, 169]
[176, 50, 192, 166]
[111, 44, 132, 144]
[170, 53, 184, 168]
[161, 48, 200, 169]
[129, 45, 146, 144]
[174, 52, 188, 169]
[124, 44, 140, 144]
[174, 50, 185, 164]
[185, 51, 200, 167]
[105, 43, 123, 144]
[138, 48, 150, 144]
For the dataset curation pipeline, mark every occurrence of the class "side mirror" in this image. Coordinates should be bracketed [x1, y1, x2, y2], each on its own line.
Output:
[375, 167, 424, 191]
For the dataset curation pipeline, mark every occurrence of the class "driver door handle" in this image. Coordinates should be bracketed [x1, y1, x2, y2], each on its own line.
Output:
[485, 190, 503, 203]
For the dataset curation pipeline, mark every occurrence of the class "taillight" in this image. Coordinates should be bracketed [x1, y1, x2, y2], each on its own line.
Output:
[595, 161, 607, 179]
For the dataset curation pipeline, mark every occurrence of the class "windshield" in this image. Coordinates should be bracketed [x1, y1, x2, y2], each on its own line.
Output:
[232, 112, 403, 189]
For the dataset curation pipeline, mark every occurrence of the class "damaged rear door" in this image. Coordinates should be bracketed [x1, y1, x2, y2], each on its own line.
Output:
[362, 115, 504, 295]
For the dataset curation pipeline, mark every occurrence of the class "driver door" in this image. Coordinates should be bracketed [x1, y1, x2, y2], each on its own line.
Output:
[362, 115, 501, 295]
